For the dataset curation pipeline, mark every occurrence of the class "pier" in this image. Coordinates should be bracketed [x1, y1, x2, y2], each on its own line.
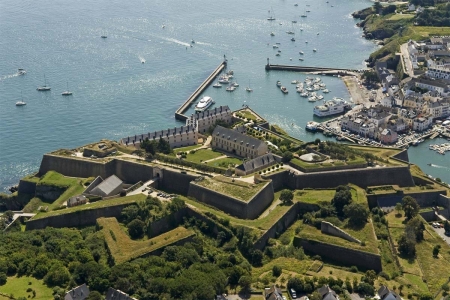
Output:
[175, 59, 227, 121]
[264, 60, 357, 74]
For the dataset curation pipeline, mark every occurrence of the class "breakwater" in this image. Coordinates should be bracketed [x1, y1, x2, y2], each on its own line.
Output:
[175, 60, 227, 121]
[264, 62, 355, 73]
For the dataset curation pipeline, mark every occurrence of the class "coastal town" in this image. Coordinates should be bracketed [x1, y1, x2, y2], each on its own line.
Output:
[2, 1, 450, 300]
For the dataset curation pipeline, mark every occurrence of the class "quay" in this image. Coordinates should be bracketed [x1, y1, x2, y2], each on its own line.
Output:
[264, 60, 358, 75]
[175, 59, 227, 121]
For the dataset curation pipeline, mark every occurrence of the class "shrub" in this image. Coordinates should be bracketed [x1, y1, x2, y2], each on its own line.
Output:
[272, 265, 282, 277]
[350, 266, 358, 273]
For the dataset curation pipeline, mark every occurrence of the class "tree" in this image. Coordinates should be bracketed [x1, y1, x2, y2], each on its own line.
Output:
[44, 264, 70, 287]
[250, 249, 263, 267]
[395, 203, 402, 216]
[343, 203, 369, 226]
[357, 282, 375, 296]
[332, 186, 352, 215]
[157, 138, 171, 154]
[373, 1, 382, 13]
[288, 277, 304, 292]
[406, 217, 425, 242]
[310, 291, 322, 300]
[127, 219, 145, 239]
[444, 221, 450, 233]
[282, 151, 293, 162]
[280, 189, 294, 205]
[433, 245, 441, 258]
[0, 272, 6, 285]
[398, 234, 416, 257]
[272, 265, 282, 277]
[363, 270, 377, 285]
[3, 211, 14, 222]
[402, 196, 420, 220]
[168, 197, 186, 213]
[86, 291, 102, 300]
[140, 138, 157, 155]
[238, 275, 252, 291]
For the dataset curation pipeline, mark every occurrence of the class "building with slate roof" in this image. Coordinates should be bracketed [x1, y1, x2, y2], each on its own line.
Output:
[378, 285, 401, 300]
[65, 284, 89, 300]
[186, 105, 232, 134]
[212, 125, 268, 159]
[106, 288, 138, 300]
[121, 125, 197, 149]
[264, 285, 283, 300]
[89, 175, 123, 197]
[318, 285, 339, 300]
[235, 153, 278, 176]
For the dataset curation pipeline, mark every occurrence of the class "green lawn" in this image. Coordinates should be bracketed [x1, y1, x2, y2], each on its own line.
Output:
[239, 109, 259, 122]
[194, 176, 268, 202]
[174, 144, 203, 153]
[388, 14, 414, 21]
[0, 276, 53, 300]
[294, 185, 367, 206]
[252, 257, 312, 279]
[290, 157, 366, 171]
[185, 149, 223, 163]
[98, 217, 195, 264]
[31, 194, 146, 220]
[207, 157, 243, 168]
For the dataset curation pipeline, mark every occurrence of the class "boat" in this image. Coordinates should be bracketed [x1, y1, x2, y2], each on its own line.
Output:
[280, 86, 288, 94]
[246, 81, 253, 92]
[291, 80, 300, 84]
[101, 35, 107, 38]
[286, 31, 294, 34]
[37, 75, 51, 91]
[218, 75, 229, 84]
[195, 96, 214, 111]
[226, 85, 235, 92]
[292, 20, 297, 23]
[317, 95, 324, 100]
[61, 82, 73, 96]
[301, 14, 307, 17]
[270, 32, 275, 36]
[291, 37, 296, 42]
[313, 49, 317, 52]
[305, 40, 308, 43]
[275, 53, 281, 56]
[306, 121, 318, 132]
[278, 50, 281, 53]
[306, 10, 311, 12]
[313, 99, 346, 117]
[16, 92, 26, 106]
[231, 81, 239, 87]
[299, 51, 304, 55]
[17, 68, 26, 75]
[273, 45, 279, 48]
[294, 3, 298, 6]
[267, 7, 276, 20]
[276, 81, 282, 87]
[322, 89, 330, 93]
[213, 82, 222, 88]
[300, 92, 309, 97]
[191, 39, 195, 44]
[317, 32, 320, 35]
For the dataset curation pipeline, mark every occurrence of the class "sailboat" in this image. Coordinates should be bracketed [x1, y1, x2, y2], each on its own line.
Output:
[301, 10, 307, 17]
[37, 75, 51, 91]
[246, 80, 253, 92]
[16, 91, 26, 106]
[62, 82, 73, 96]
[267, 7, 276, 21]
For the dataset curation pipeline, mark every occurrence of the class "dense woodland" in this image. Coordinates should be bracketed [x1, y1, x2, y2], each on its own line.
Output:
[416, 3, 450, 26]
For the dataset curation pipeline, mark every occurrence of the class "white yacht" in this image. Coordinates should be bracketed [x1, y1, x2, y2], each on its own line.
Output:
[306, 121, 318, 132]
[218, 76, 229, 84]
[317, 95, 324, 100]
[313, 99, 345, 117]
[299, 51, 304, 55]
[246, 87, 253, 92]
[101, 35, 107, 38]
[61, 82, 73, 96]
[270, 32, 275, 36]
[280, 86, 288, 94]
[195, 96, 214, 111]
[313, 48, 317, 52]
[322, 89, 330, 93]
[273, 44, 279, 48]
[16, 101, 26, 106]
[226, 85, 235, 92]
[300, 92, 309, 97]
[37, 75, 51, 91]
[231, 82, 239, 87]
[276, 80, 282, 87]
[299, 58, 304, 61]
[213, 82, 222, 88]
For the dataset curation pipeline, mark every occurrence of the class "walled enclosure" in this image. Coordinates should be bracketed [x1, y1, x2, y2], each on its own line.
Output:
[187, 181, 274, 219]
[369, 189, 447, 209]
[294, 238, 382, 272]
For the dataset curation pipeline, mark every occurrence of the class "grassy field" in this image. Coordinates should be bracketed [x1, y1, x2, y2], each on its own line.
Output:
[239, 109, 259, 122]
[388, 14, 415, 21]
[174, 144, 203, 153]
[314, 265, 363, 281]
[386, 211, 450, 295]
[252, 257, 312, 279]
[194, 176, 268, 202]
[207, 157, 243, 168]
[32, 194, 146, 219]
[185, 149, 224, 163]
[0, 276, 53, 300]
[295, 218, 379, 254]
[98, 217, 195, 264]
[294, 185, 367, 206]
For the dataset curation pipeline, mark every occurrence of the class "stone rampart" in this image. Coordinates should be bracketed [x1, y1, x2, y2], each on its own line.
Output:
[321, 221, 361, 243]
[262, 171, 288, 191]
[160, 169, 198, 195]
[39, 154, 112, 179]
[373, 190, 446, 209]
[114, 160, 154, 183]
[289, 162, 368, 173]
[18, 180, 37, 195]
[35, 185, 67, 202]
[187, 181, 273, 219]
[437, 194, 450, 218]
[26, 203, 133, 230]
[392, 149, 410, 163]
[294, 238, 382, 271]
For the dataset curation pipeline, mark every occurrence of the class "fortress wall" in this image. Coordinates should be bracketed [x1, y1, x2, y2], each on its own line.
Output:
[114, 160, 154, 183]
[187, 183, 249, 219]
[246, 182, 275, 219]
[254, 203, 299, 250]
[262, 171, 288, 190]
[413, 176, 435, 186]
[147, 207, 189, 238]
[374, 190, 446, 208]
[321, 221, 361, 243]
[38, 154, 110, 179]
[437, 194, 450, 217]
[18, 180, 37, 195]
[294, 238, 382, 271]
[26, 203, 133, 230]
[392, 149, 410, 163]
[293, 166, 414, 189]
[160, 170, 198, 195]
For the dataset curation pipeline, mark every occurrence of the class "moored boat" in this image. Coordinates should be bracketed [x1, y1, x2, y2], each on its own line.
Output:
[195, 96, 214, 111]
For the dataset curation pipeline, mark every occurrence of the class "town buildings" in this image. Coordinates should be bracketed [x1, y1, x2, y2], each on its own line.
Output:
[185, 105, 232, 134]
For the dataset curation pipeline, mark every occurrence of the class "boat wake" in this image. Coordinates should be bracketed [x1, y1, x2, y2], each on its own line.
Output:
[163, 37, 190, 47]
[429, 164, 449, 169]
[0, 73, 20, 81]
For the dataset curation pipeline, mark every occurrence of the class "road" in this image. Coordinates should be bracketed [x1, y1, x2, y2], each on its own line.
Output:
[400, 43, 415, 78]
[431, 226, 450, 246]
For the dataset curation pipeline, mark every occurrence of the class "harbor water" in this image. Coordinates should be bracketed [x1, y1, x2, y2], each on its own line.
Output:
[0, 0, 448, 191]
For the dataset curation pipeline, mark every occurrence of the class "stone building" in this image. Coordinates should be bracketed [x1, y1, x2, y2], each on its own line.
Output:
[378, 285, 401, 300]
[87, 175, 123, 197]
[65, 284, 89, 300]
[67, 195, 87, 207]
[235, 153, 278, 176]
[185, 105, 232, 134]
[121, 125, 197, 149]
[212, 125, 268, 158]
[318, 285, 339, 300]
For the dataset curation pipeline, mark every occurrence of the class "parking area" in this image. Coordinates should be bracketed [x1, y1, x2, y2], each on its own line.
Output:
[431, 224, 450, 246]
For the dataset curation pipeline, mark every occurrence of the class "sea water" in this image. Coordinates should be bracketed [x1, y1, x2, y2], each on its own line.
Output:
[0, 0, 447, 191]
